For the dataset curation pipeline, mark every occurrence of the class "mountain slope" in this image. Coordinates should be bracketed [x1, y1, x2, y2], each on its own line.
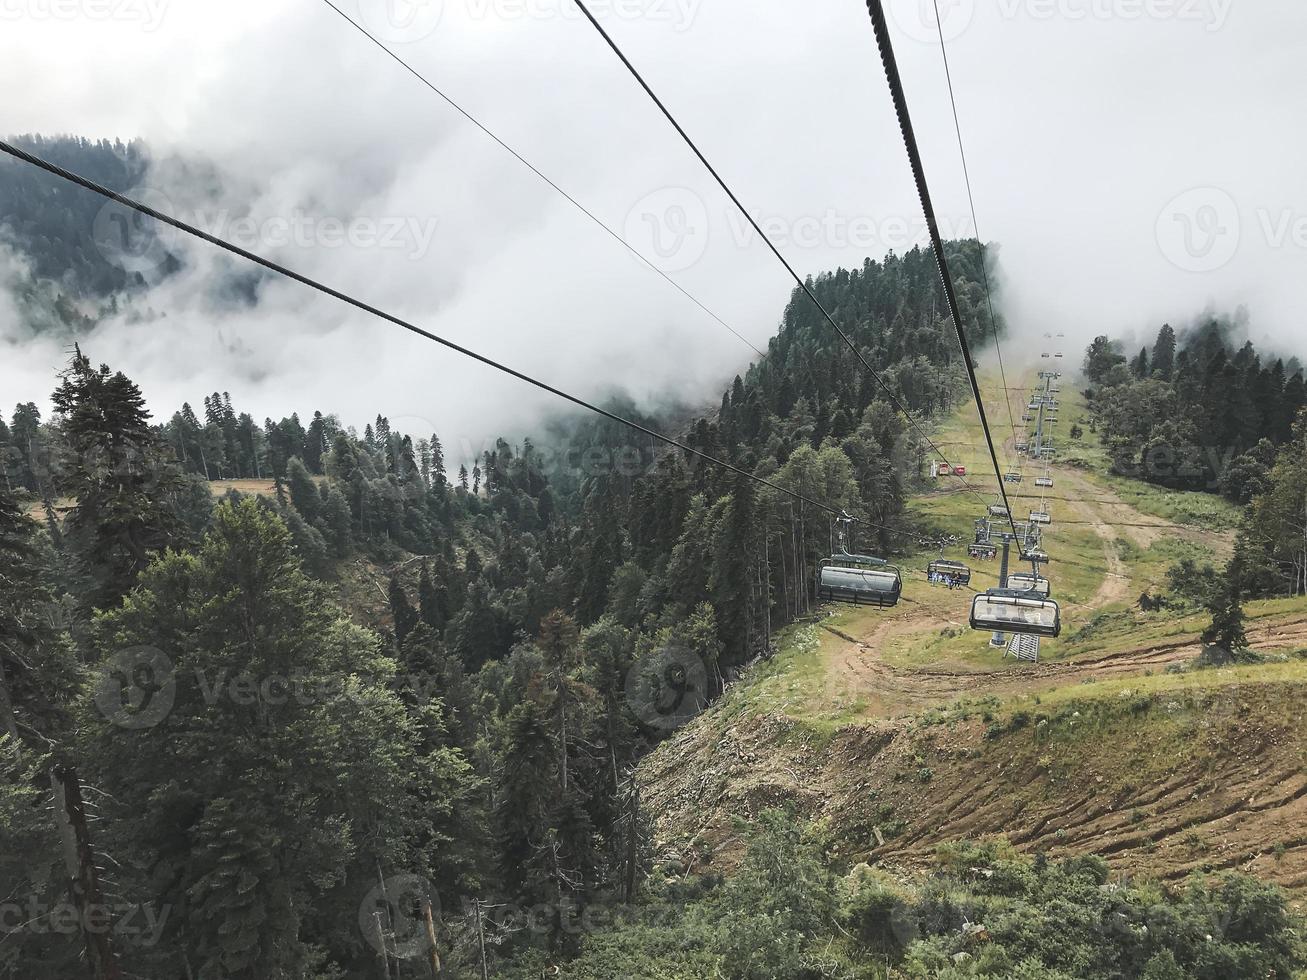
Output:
[636, 369, 1307, 905]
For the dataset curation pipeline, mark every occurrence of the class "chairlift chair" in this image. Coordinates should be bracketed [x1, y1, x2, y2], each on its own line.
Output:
[971, 590, 1061, 638]
[1026, 549, 1051, 565]
[968, 543, 998, 561]
[1029, 509, 1052, 526]
[926, 559, 972, 587]
[988, 504, 1010, 519]
[1004, 472, 1023, 484]
[817, 561, 902, 607]
[1008, 571, 1052, 598]
[816, 516, 902, 608]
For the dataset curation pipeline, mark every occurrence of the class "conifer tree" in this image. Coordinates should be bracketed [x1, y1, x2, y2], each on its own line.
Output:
[51, 348, 182, 610]
[89, 499, 448, 980]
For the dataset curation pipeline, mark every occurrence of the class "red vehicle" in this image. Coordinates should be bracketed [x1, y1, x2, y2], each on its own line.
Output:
[954, 465, 967, 476]
[936, 464, 954, 477]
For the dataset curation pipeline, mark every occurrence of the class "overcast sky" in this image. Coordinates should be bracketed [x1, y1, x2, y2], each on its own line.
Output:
[1, 0, 1304, 457]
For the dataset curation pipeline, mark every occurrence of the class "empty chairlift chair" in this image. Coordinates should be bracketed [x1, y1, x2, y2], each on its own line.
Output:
[1004, 472, 1023, 484]
[1029, 508, 1052, 526]
[1008, 572, 1052, 598]
[971, 590, 1061, 638]
[817, 560, 902, 607]
[1035, 475, 1054, 488]
[988, 504, 1010, 519]
[816, 516, 902, 608]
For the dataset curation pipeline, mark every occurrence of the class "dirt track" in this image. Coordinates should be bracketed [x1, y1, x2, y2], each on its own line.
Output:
[825, 618, 1307, 719]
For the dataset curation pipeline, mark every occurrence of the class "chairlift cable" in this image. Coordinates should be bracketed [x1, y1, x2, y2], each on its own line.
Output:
[861, 0, 1026, 554]
[315, 0, 766, 359]
[567, 0, 994, 505]
[929, 0, 1023, 466]
[0, 140, 875, 531]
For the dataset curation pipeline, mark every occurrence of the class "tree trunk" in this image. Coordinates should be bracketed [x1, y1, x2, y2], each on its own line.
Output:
[50, 767, 122, 980]
[0, 657, 18, 739]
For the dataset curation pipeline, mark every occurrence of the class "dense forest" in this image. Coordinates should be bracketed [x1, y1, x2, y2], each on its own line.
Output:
[1084, 318, 1307, 503]
[1085, 319, 1307, 645]
[0, 230, 1037, 979]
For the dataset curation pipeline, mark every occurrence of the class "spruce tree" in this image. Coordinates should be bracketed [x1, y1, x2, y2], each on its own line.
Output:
[89, 499, 452, 980]
[1202, 552, 1250, 662]
[51, 348, 182, 610]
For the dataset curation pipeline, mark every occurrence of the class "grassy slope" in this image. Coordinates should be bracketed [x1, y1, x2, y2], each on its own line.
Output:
[639, 365, 1307, 905]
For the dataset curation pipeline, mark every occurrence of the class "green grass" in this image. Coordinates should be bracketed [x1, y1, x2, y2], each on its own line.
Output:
[1095, 473, 1242, 530]
[711, 371, 1307, 731]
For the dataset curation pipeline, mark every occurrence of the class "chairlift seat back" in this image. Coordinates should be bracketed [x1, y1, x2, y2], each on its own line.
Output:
[970, 591, 1061, 637]
[1008, 572, 1052, 598]
[817, 562, 902, 607]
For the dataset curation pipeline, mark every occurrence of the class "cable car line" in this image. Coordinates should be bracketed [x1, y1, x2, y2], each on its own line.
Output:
[315, 0, 766, 359]
[929, 0, 1022, 465]
[861, 0, 1025, 554]
[566, 0, 995, 507]
[864, 1, 1067, 640]
[0, 139, 893, 533]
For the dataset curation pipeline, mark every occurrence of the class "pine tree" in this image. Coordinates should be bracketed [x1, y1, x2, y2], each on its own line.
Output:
[496, 701, 559, 900]
[417, 560, 445, 631]
[89, 499, 451, 980]
[1152, 324, 1177, 380]
[537, 610, 583, 795]
[284, 455, 320, 521]
[1202, 551, 1250, 662]
[51, 348, 182, 610]
[389, 575, 419, 648]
